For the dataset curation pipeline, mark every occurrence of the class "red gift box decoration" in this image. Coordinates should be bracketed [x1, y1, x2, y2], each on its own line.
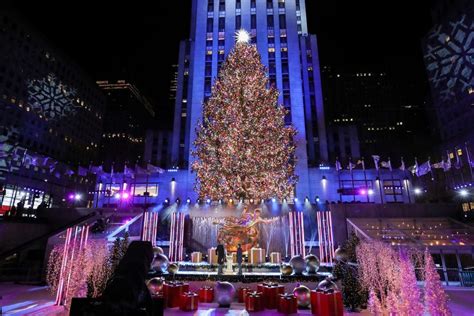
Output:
[262, 284, 285, 309]
[180, 292, 199, 311]
[278, 293, 298, 314]
[311, 289, 343, 316]
[245, 291, 264, 312]
[163, 281, 190, 308]
[198, 286, 214, 303]
[238, 286, 253, 303]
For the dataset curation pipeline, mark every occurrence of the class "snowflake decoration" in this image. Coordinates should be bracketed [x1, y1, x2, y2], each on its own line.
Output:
[423, 14, 474, 105]
[27, 74, 78, 119]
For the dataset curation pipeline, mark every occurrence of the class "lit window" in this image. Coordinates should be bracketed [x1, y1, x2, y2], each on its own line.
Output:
[268, 47, 275, 53]
[457, 149, 463, 156]
[207, 50, 213, 55]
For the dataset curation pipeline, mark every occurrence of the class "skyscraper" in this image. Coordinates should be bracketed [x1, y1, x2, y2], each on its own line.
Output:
[97, 80, 155, 170]
[171, 0, 328, 197]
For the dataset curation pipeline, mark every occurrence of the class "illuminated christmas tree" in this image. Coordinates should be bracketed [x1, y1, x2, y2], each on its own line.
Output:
[423, 249, 451, 315]
[192, 30, 298, 201]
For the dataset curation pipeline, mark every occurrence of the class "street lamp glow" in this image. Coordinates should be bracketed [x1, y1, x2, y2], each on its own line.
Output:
[74, 193, 82, 201]
[459, 189, 468, 197]
[368, 189, 374, 195]
[414, 188, 422, 195]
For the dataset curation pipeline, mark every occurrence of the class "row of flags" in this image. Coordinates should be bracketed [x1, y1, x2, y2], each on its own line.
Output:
[335, 150, 474, 178]
[1, 145, 165, 179]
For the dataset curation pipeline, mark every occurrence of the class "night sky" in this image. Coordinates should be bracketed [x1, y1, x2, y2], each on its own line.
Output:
[4, 0, 433, 126]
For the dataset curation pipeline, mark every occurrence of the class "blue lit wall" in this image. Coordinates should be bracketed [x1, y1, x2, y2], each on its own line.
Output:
[171, 0, 329, 199]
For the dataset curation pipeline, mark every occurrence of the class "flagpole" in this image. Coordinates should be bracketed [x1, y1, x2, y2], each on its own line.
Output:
[456, 148, 465, 185]
[336, 158, 342, 202]
[465, 142, 474, 182]
[362, 158, 369, 203]
[446, 151, 455, 189]
[349, 158, 355, 202]
[389, 158, 396, 202]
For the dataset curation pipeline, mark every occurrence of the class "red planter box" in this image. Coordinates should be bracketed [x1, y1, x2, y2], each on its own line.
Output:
[245, 291, 264, 312]
[262, 284, 285, 309]
[279, 293, 298, 314]
[310, 289, 343, 316]
[180, 292, 199, 311]
[238, 286, 253, 303]
[198, 286, 214, 303]
[163, 281, 190, 308]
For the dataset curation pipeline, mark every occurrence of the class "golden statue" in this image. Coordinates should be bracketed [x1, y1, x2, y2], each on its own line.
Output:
[216, 207, 277, 252]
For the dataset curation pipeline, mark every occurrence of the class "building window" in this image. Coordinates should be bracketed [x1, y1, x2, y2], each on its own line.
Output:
[251, 14, 256, 29]
[279, 14, 286, 29]
[219, 17, 225, 32]
[267, 15, 274, 27]
[236, 0, 241, 9]
[278, 0, 285, 8]
[207, 18, 213, 32]
[267, 0, 273, 9]
[219, 0, 225, 11]
[208, 0, 214, 12]
[251, 0, 256, 8]
[236, 15, 241, 30]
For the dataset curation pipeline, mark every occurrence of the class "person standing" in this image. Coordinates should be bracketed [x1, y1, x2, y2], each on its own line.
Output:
[236, 243, 243, 275]
[216, 243, 226, 275]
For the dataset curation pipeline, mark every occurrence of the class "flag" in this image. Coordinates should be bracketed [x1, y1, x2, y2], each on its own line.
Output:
[124, 164, 135, 178]
[372, 155, 380, 170]
[147, 163, 165, 174]
[380, 161, 390, 169]
[135, 165, 148, 174]
[335, 160, 342, 171]
[361, 159, 366, 170]
[399, 158, 406, 171]
[77, 166, 88, 176]
[416, 160, 431, 177]
[455, 148, 462, 169]
[443, 158, 451, 172]
[431, 161, 444, 169]
[64, 168, 74, 176]
[89, 165, 104, 175]
[388, 159, 392, 172]
[347, 161, 356, 171]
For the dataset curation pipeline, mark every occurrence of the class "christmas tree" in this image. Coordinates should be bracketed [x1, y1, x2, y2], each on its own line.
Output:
[396, 251, 423, 315]
[423, 249, 451, 315]
[192, 30, 298, 201]
[332, 232, 367, 311]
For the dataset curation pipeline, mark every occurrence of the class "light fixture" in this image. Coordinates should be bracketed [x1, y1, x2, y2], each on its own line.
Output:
[414, 188, 422, 195]
[321, 175, 327, 181]
[272, 198, 276, 202]
[206, 198, 211, 204]
[459, 189, 468, 197]
[186, 198, 191, 203]
[164, 198, 170, 204]
[171, 177, 176, 182]
[294, 197, 298, 202]
[74, 193, 82, 201]
[305, 196, 309, 202]
[315, 196, 320, 202]
[176, 198, 181, 204]
[368, 189, 374, 195]
[115, 193, 121, 199]
[229, 199, 233, 204]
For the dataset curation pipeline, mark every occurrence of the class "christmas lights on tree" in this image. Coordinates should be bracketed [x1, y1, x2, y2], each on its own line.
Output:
[423, 248, 451, 315]
[192, 32, 297, 201]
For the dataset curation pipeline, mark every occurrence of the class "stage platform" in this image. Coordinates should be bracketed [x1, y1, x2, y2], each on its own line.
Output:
[150, 270, 330, 283]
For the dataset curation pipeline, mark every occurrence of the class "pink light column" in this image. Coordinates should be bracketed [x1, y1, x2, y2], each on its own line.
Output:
[317, 210, 335, 264]
[288, 211, 305, 257]
[169, 212, 184, 262]
[141, 211, 158, 246]
[54, 224, 89, 306]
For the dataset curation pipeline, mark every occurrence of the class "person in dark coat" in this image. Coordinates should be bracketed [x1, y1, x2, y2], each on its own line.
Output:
[236, 244, 243, 275]
[216, 244, 226, 275]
